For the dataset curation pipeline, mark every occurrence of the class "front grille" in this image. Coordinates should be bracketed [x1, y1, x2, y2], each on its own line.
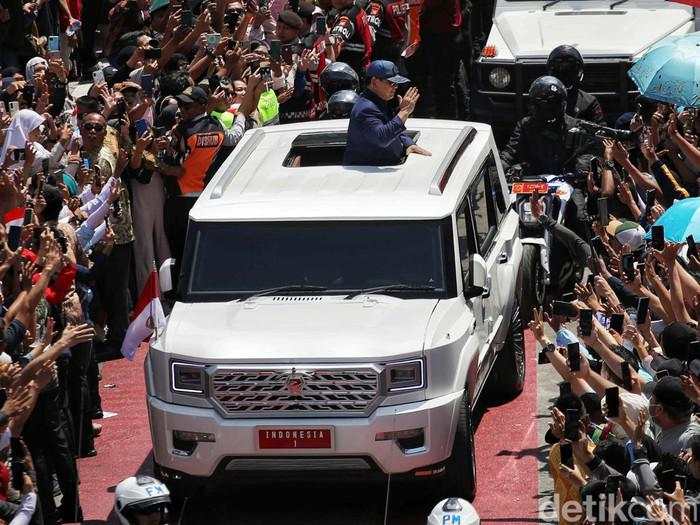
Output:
[210, 368, 381, 417]
[520, 61, 634, 95]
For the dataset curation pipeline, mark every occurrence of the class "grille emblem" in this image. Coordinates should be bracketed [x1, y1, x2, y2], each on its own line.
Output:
[284, 369, 312, 396]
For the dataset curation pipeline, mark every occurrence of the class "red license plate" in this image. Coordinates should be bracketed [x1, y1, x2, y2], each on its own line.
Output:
[258, 428, 333, 449]
[512, 182, 549, 194]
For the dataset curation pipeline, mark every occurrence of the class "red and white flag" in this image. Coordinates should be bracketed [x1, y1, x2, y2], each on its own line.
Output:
[2, 207, 24, 229]
[121, 268, 166, 361]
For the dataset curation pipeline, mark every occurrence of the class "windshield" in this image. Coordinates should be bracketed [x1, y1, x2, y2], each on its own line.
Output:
[180, 219, 455, 301]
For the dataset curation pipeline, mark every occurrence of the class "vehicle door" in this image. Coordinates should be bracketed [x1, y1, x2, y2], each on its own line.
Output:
[464, 151, 511, 386]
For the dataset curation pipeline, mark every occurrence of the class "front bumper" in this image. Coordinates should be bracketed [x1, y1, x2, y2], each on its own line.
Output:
[148, 390, 463, 479]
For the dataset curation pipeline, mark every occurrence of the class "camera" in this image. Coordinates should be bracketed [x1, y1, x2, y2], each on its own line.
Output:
[567, 120, 640, 149]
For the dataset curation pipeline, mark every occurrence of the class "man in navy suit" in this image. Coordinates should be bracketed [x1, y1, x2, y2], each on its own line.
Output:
[344, 60, 431, 166]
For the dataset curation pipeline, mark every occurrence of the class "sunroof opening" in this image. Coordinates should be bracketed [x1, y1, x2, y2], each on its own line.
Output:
[283, 131, 420, 167]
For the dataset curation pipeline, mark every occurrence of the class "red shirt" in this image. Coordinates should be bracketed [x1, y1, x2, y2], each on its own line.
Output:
[421, 0, 461, 33]
[21, 249, 77, 305]
[58, 0, 82, 29]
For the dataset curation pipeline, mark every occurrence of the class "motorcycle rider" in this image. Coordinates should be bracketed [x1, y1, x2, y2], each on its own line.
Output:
[427, 498, 480, 525]
[114, 476, 171, 525]
[501, 75, 597, 178]
[547, 45, 606, 125]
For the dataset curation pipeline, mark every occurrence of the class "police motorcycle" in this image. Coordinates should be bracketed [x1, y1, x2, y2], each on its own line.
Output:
[509, 120, 638, 320]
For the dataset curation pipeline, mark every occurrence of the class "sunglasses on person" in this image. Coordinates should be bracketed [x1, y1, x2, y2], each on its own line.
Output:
[82, 123, 105, 132]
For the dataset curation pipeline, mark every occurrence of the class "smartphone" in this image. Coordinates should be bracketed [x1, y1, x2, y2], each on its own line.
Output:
[660, 469, 676, 493]
[590, 157, 600, 177]
[620, 361, 632, 391]
[586, 274, 596, 289]
[92, 69, 105, 85]
[605, 387, 620, 418]
[144, 47, 162, 60]
[568, 342, 581, 373]
[656, 369, 670, 379]
[590, 359, 603, 374]
[598, 197, 609, 227]
[579, 309, 593, 337]
[564, 409, 580, 441]
[637, 262, 646, 280]
[675, 475, 687, 492]
[82, 157, 91, 170]
[636, 297, 650, 325]
[23, 207, 32, 225]
[559, 381, 572, 397]
[7, 225, 21, 251]
[48, 35, 60, 54]
[8, 101, 19, 117]
[606, 475, 624, 495]
[41, 157, 49, 177]
[315, 15, 326, 34]
[645, 188, 656, 211]
[688, 235, 698, 258]
[560, 442, 574, 469]
[590, 236, 605, 257]
[651, 225, 665, 251]
[259, 61, 271, 81]
[140, 74, 154, 97]
[621, 253, 635, 280]
[182, 9, 194, 26]
[269, 39, 281, 61]
[610, 313, 624, 333]
[553, 301, 577, 318]
[134, 119, 149, 137]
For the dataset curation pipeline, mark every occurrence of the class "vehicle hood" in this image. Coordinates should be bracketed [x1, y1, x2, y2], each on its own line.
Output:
[494, 7, 692, 59]
[162, 296, 439, 362]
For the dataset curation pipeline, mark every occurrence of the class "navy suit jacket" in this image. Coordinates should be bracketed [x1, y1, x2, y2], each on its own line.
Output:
[343, 89, 414, 166]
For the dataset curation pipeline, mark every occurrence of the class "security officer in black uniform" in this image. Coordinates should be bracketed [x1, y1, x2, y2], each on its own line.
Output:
[547, 45, 606, 125]
[501, 76, 583, 176]
[501, 75, 598, 238]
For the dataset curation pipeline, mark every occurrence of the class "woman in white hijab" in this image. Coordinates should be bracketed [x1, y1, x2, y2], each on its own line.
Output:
[0, 108, 50, 167]
[25, 57, 48, 86]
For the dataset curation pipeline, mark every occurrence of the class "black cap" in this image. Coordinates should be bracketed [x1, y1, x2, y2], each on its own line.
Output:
[650, 356, 685, 377]
[277, 10, 303, 30]
[661, 322, 696, 360]
[176, 86, 208, 105]
[652, 376, 693, 412]
[297, 2, 315, 20]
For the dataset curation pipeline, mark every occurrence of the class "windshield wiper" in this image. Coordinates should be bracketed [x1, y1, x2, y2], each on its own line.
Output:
[242, 284, 328, 301]
[345, 284, 438, 300]
[542, 0, 562, 11]
[609, 0, 629, 9]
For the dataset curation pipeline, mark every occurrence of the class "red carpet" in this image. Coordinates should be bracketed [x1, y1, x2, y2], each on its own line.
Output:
[472, 331, 540, 523]
[80, 334, 540, 523]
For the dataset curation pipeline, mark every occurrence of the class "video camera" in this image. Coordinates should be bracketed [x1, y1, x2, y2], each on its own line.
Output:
[569, 120, 639, 144]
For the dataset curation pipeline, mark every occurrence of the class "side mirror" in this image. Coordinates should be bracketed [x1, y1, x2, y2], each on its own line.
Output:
[159, 258, 177, 294]
[464, 254, 489, 298]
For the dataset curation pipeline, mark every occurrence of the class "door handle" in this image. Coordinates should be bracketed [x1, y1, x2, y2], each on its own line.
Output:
[498, 252, 509, 264]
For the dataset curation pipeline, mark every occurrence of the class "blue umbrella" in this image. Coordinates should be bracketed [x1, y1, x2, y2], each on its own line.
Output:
[628, 32, 700, 108]
[645, 197, 700, 242]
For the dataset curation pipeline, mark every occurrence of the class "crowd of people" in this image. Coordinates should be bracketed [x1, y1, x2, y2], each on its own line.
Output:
[505, 53, 700, 523]
[0, 0, 697, 523]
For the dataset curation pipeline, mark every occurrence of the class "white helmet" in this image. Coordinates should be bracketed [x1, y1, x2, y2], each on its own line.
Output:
[114, 475, 171, 525]
[427, 498, 480, 525]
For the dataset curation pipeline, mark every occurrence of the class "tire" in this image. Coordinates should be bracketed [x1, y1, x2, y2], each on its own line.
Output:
[439, 384, 477, 502]
[519, 244, 544, 323]
[488, 299, 526, 400]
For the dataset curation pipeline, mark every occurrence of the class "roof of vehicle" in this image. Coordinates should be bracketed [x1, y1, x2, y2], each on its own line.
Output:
[191, 118, 496, 222]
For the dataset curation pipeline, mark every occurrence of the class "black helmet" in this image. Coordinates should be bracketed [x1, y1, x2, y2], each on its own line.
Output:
[327, 90, 359, 118]
[320, 62, 359, 97]
[547, 45, 583, 90]
[528, 76, 567, 123]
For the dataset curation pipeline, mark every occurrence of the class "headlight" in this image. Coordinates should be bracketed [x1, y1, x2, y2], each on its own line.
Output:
[489, 67, 511, 89]
[385, 359, 425, 392]
[171, 361, 206, 395]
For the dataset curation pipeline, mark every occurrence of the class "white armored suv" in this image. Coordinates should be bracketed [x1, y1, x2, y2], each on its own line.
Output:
[146, 119, 525, 502]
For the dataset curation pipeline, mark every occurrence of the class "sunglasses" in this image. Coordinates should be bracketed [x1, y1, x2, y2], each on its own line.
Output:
[82, 123, 105, 132]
